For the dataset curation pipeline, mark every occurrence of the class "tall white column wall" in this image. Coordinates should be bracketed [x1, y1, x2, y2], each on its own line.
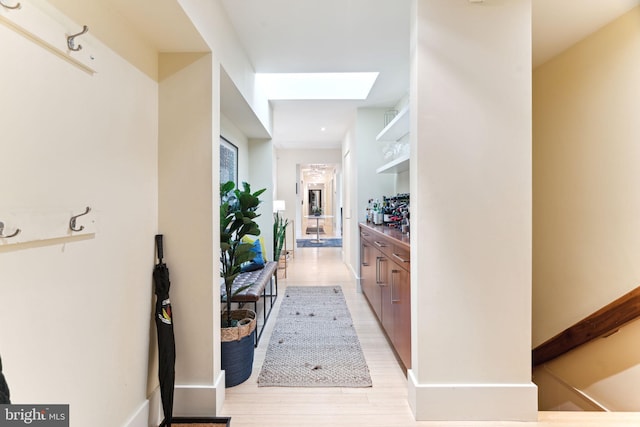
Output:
[408, 0, 537, 420]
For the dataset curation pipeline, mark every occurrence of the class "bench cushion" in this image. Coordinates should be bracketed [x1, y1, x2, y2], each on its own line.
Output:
[221, 261, 277, 302]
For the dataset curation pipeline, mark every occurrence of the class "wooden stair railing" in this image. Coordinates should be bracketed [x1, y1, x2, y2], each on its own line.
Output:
[532, 286, 640, 366]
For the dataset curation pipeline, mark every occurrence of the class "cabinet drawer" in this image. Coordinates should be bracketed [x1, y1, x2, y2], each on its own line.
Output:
[360, 230, 374, 244]
[370, 236, 394, 259]
[390, 245, 410, 271]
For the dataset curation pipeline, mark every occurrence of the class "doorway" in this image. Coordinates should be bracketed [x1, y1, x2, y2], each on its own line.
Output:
[298, 163, 341, 240]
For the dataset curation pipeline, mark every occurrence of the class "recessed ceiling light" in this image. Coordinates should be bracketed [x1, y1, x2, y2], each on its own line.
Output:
[320, 127, 326, 132]
[256, 72, 379, 100]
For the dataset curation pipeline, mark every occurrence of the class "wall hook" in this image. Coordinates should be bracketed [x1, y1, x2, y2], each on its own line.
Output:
[67, 25, 89, 52]
[0, 0, 21, 10]
[69, 206, 91, 232]
[0, 221, 21, 238]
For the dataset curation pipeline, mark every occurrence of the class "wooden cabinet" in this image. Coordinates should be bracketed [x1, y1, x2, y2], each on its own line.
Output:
[390, 266, 411, 366]
[360, 231, 381, 318]
[360, 223, 411, 369]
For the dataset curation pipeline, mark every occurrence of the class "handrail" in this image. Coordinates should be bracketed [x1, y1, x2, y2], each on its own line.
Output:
[532, 285, 640, 366]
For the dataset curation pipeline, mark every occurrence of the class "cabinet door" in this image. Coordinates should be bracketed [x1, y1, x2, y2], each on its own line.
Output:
[378, 255, 393, 335]
[391, 267, 411, 369]
[360, 238, 381, 318]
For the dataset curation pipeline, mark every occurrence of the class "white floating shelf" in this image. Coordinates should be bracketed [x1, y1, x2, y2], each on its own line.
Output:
[376, 105, 409, 142]
[376, 153, 410, 174]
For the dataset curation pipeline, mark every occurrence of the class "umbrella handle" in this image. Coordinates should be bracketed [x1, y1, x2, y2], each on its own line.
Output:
[155, 234, 164, 263]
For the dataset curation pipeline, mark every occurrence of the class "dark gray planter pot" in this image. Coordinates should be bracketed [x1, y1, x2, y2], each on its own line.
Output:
[221, 333, 255, 387]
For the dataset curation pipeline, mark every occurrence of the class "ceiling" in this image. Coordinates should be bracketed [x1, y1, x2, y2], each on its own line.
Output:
[218, 0, 638, 150]
[532, 0, 639, 67]
[220, 0, 412, 149]
[98, 0, 639, 150]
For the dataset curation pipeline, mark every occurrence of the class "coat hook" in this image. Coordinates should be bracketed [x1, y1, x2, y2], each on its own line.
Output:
[70, 206, 91, 232]
[0, 221, 20, 238]
[0, 0, 21, 10]
[67, 25, 89, 52]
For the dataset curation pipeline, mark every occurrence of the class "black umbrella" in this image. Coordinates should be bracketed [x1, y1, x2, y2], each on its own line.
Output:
[153, 234, 175, 427]
[0, 355, 10, 404]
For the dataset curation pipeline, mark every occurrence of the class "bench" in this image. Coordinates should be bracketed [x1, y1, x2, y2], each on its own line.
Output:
[220, 261, 278, 347]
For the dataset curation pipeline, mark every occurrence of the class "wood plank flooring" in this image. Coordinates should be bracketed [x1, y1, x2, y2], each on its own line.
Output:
[220, 247, 640, 426]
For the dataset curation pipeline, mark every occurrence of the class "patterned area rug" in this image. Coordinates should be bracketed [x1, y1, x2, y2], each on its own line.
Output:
[296, 238, 342, 248]
[257, 286, 372, 387]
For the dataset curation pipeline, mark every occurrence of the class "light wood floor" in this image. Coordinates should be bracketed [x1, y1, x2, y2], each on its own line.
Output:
[220, 248, 640, 426]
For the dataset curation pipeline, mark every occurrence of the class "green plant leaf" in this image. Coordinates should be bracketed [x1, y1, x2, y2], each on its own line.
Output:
[220, 179, 266, 323]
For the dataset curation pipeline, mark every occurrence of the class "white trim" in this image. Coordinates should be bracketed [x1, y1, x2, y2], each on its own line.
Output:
[215, 371, 226, 415]
[408, 370, 538, 421]
[173, 371, 226, 417]
[347, 261, 359, 282]
[121, 399, 149, 427]
[147, 387, 163, 427]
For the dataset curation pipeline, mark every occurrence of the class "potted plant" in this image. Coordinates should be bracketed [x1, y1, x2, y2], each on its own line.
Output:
[220, 180, 265, 387]
[312, 206, 322, 216]
[273, 211, 289, 262]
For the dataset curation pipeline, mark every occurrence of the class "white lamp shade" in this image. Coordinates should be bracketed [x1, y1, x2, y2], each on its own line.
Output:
[273, 200, 286, 212]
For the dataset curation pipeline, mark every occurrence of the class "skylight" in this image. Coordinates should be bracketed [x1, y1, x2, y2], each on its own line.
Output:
[255, 72, 379, 100]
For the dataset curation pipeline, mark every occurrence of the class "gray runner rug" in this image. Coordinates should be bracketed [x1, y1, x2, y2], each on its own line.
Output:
[296, 238, 342, 248]
[257, 286, 372, 387]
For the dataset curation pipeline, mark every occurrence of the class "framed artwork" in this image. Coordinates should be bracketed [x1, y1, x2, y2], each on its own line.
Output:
[220, 136, 238, 186]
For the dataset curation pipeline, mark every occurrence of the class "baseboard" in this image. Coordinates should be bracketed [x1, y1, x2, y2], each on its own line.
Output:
[173, 372, 226, 417]
[347, 262, 360, 289]
[148, 387, 164, 427]
[122, 398, 149, 427]
[121, 387, 164, 427]
[215, 371, 226, 414]
[122, 376, 226, 427]
[408, 369, 538, 421]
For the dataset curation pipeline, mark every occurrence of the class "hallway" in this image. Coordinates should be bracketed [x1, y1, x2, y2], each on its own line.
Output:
[299, 216, 341, 242]
[220, 246, 411, 426]
[219, 248, 640, 426]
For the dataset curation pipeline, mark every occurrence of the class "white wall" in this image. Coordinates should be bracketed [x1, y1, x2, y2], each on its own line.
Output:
[395, 170, 410, 194]
[342, 130, 356, 273]
[533, 6, 640, 411]
[408, 0, 536, 420]
[0, 9, 158, 427]
[0, 0, 270, 423]
[221, 117, 273, 260]
[157, 0, 272, 417]
[355, 108, 397, 225]
[179, 0, 272, 138]
[158, 52, 221, 416]
[249, 139, 275, 261]
[533, 6, 640, 345]
[342, 108, 396, 278]
[221, 113, 250, 184]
